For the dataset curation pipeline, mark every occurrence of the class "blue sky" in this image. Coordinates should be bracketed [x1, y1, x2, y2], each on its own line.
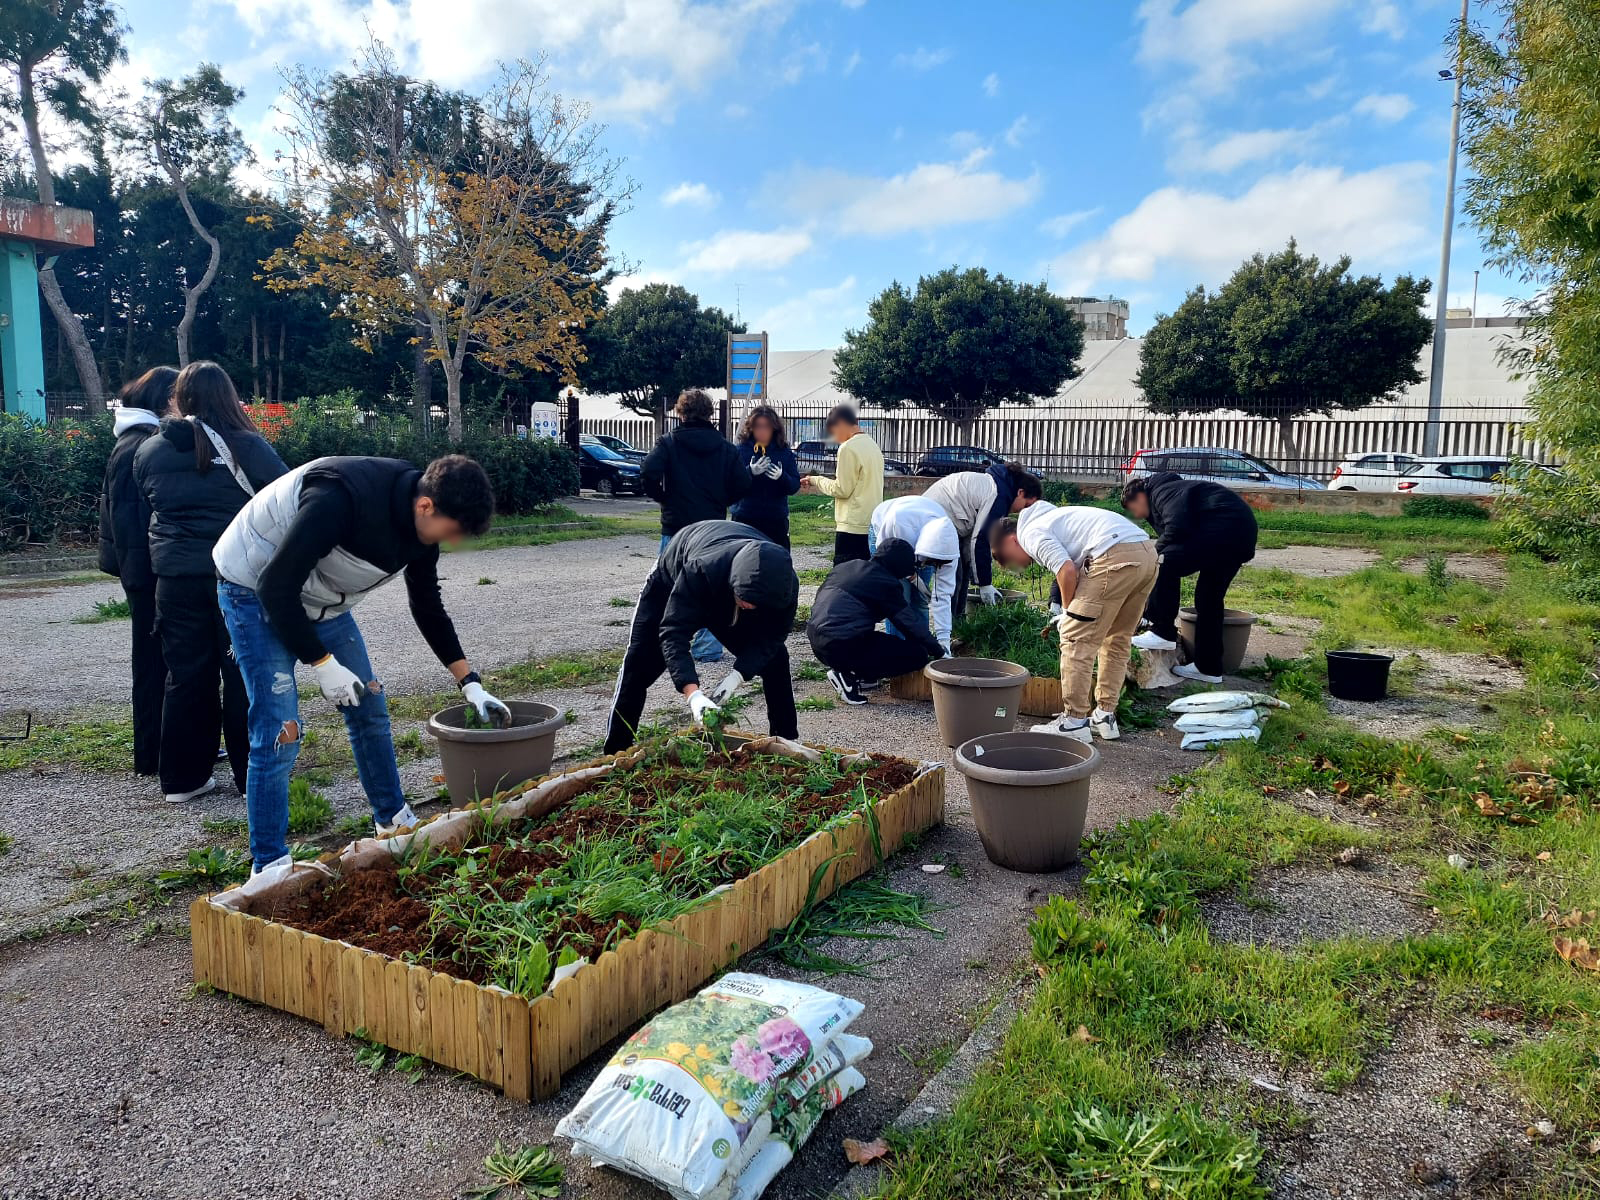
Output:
[113, 0, 1508, 348]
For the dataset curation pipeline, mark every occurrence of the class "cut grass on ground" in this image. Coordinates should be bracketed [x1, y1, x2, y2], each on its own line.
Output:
[449, 504, 657, 553]
[871, 553, 1600, 1199]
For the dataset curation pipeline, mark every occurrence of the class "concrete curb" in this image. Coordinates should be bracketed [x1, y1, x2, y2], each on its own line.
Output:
[828, 980, 1030, 1199]
[0, 554, 97, 579]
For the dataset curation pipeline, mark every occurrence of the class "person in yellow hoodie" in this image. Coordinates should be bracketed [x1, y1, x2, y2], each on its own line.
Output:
[801, 404, 885, 564]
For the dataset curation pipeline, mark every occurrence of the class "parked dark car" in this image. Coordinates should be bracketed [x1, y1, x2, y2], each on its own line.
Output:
[582, 433, 646, 463]
[913, 444, 1009, 477]
[579, 442, 644, 495]
[795, 439, 911, 476]
[1123, 446, 1324, 491]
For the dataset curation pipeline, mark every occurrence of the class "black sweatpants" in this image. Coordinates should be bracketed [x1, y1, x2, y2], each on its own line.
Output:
[1144, 546, 1248, 677]
[155, 574, 249, 794]
[603, 567, 798, 753]
[833, 532, 869, 565]
[124, 583, 165, 776]
[812, 632, 933, 685]
[735, 511, 790, 550]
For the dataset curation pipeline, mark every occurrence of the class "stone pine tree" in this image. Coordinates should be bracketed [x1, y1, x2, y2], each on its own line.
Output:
[580, 283, 742, 437]
[832, 267, 1083, 441]
[1462, 0, 1600, 590]
[265, 41, 625, 442]
[0, 0, 125, 404]
[132, 64, 246, 367]
[1136, 241, 1432, 462]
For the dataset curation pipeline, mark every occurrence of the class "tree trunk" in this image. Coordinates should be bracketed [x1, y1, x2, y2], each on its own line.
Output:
[250, 312, 260, 400]
[412, 315, 432, 430]
[164, 162, 223, 369]
[18, 68, 105, 406]
[442, 360, 464, 443]
[276, 324, 286, 404]
[1276, 414, 1302, 468]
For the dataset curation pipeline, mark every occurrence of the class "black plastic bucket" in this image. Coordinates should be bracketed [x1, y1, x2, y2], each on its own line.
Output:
[1326, 651, 1393, 702]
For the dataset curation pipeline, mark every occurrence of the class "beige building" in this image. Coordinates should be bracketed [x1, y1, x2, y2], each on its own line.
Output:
[1063, 295, 1129, 341]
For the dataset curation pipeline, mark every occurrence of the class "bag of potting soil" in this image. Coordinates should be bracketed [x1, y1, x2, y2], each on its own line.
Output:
[556, 972, 864, 1200]
[1173, 708, 1264, 732]
[1168, 691, 1289, 714]
[1180, 726, 1262, 751]
[722, 1066, 869, 1200]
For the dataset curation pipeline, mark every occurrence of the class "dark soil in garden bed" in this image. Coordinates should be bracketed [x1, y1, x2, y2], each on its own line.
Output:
[268, 743, 919, 991]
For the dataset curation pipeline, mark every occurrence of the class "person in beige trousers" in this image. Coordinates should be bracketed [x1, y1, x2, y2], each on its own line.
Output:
[989, 501, 1158, 743]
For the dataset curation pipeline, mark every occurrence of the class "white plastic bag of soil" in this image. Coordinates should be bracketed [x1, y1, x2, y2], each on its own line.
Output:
[556, 973, 865, 1200]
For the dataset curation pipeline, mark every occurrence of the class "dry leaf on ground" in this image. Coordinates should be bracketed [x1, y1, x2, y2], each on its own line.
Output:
[1069, 1025, 1100, 1044]
[843, 1138, 891, 1166]
[1553, 936, 1599, 971]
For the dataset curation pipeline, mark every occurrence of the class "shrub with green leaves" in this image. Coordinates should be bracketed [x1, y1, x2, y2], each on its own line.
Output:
[1400, 495, 1490, 522]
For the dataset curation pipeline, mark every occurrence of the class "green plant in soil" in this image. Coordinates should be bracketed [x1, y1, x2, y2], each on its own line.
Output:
[282, 734, 920, 997]
[796, 659, 829, 682]
[608, 595, 634, 607]
[157, 847, 249, 892]
[287, 778, 333, 835]
[0, 831, 13, 856]
[467, 1143, 564, 1200]
[953, 601, 1059, 677]
[72, 596, 132, 624]
[796, 695, 835, 712]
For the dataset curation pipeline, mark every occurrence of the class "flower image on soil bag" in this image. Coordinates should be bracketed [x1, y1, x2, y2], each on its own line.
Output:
[724, 1065, 868, 1200]
[556, 973, 864, 1200]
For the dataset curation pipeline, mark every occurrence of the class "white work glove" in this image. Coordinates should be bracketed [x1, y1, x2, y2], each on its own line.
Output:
[312, 655, 364, 706]
[937, 643, 952, 659]
[709, 670, 745, 705]
[462, 681, 512, 728]
[978, 584, 1002, 606]
[687, 690, 722, 725]
[749, 455, 769, 477]
[1049, 601, 1063, 617]
[762, 459, 783, 480]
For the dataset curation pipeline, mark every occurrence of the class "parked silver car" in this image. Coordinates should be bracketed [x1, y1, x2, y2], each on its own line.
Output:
[1123, 447, 1325, 491]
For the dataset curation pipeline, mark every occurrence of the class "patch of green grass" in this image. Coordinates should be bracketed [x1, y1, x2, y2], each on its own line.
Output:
[200, 816, 249, 839]
[796, 566, 831, 584]
[333, 813, 374, 841]
[156, 847, 249, 892]
[453, 507, 657, 553]
[769, 871, 942, 975]
[0, 717, 135, 772]
[393, 728, 428, 759]
[287, 778, 333, 836]
[608, 596, 635, 607]
[796, 659, 829, 682]
[796, 695, 836, 712]
[467, 1143, 564, 1200]
[71, 596, 132, 623]
[787, 493, 838, 548]
[0, 831, 12, 856]
[386, 651, 624, 720]
[477, 577, 496, 585]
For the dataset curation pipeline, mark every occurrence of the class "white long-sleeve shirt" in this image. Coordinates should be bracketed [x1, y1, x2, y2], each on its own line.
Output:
[923, 469, 998, 580]
[871, 496, 959, 647]
[1015, 501, 1148, 576]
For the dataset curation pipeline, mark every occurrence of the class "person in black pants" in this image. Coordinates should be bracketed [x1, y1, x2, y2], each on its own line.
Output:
[604, 521, 799, 753]
[98, 367, 178, 777]
[731, 405, 800, 549]
[135, 362, 287, 803]
[1121, 471, 1258, 684]
[806, 537, 943, 705]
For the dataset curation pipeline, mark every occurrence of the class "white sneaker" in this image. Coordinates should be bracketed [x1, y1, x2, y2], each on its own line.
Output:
[1131, 631, 1177, 651]
[1089, 709, 1121, 741]
[1174, 662, 1224, 684]
[250, 852, 292, 880]
[1030, 715, 1093, 744]
[375, 802, 419, 837]
[165, 777, 217, 804]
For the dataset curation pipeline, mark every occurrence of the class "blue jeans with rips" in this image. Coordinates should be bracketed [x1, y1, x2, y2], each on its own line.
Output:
[659, 533, 725, 662]
[218, 580, 407, 867]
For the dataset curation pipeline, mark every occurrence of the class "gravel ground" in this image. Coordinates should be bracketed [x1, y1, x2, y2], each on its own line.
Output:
[0, 526, 1200, 1200]
[1202, 861, 1432, 949]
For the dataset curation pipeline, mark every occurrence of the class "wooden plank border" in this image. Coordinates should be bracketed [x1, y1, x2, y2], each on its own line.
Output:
[890, 670, 1061, 717]
[192, 743, 943, 1101]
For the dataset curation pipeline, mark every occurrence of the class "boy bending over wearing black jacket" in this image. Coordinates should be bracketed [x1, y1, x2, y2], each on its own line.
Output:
[604, 521, 799, 752]
[806, 538, 943, 705]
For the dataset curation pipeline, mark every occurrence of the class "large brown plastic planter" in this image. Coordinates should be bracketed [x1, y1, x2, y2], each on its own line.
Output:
[427, 700, 564, 803]
[189, 733, 943, 1102]
[954, 731, 1100, 872]
[925, 657, 1029, 748]
[1177, 607, 1256, 674]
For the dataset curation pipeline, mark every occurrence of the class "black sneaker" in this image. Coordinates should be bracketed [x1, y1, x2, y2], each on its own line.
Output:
[826, 669, 868, 706]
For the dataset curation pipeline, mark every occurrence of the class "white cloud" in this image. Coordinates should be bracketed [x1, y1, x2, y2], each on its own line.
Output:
[1173, 126, 1305, 173]
[1050, 162, 1434, 289]
[1040, 208, 1101, 239]
[842, 49, 862, 75]
[606, 269, 675, 302]
[663, 181, 719, 209]
[1353, 92, 1415, 124]
[780, 42, 828, 84]
[1361, 1, 1405, 38]
[778, 151, 1039, 237]
[751, 276, 860, 342]
[679, 228, 813, 273]
[982, 72, 1000, 98]
[1003, 115, 1033, 148]
[894, 46, 952, 71]
[946, 130, 984, 154]
[1136, 0, 1345, 92]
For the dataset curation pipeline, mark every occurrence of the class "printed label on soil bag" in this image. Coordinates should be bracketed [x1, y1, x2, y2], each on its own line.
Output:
[556, 973, 863, 1200]
[994, 706, 1008, 718]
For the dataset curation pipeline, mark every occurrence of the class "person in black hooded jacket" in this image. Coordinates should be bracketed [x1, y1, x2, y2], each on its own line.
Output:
[1121, 471, 1257, 683]
[806, 537, 943, 705]
[135, 362, 287, 803]
[604, 520, 799, 753]
[98, 366, 178, 776]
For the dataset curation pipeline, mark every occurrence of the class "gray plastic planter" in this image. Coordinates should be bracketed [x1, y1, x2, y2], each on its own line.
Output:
[1177, 607, 1256, 674]
[925, 657, 1029, 749]
[954, 731, 1101, 872]
[427, 701, 564, 804]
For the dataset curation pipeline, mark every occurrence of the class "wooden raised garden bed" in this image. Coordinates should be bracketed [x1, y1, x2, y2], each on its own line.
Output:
[890, 669, 1062, 717]
[190, 733, 943, 1101]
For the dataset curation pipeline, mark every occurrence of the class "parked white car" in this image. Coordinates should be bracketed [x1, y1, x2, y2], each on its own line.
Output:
[1329, 452, 1418, 491]
[1394, 456, 1558, 496]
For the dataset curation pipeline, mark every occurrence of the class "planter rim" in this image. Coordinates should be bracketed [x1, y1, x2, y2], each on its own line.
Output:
[924, 656, 1031, 688]
[1326, 650, 1395, 664]
[953, 730, 1101, 786]
[427, 700, 565, 744]
[1178, 606, 1256, 625]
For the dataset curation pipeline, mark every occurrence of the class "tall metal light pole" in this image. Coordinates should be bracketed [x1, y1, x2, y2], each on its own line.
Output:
[1424, 0, 1471, 457]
